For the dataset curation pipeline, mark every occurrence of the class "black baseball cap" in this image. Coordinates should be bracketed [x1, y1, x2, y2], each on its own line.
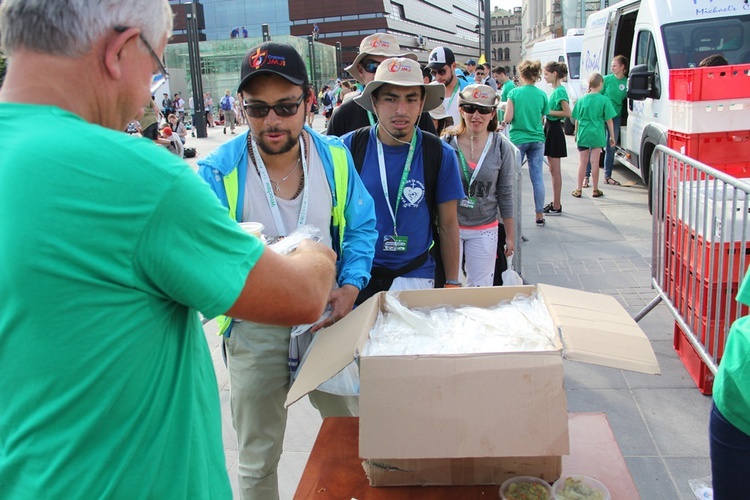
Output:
[427, 47, 456, 69]
[238, 42, 309, 93]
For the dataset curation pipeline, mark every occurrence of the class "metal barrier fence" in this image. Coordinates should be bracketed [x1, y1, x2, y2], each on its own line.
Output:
[636, 145, 750, 391]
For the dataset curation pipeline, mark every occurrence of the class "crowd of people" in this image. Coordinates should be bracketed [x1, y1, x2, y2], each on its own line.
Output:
[1, 0, 746, 497]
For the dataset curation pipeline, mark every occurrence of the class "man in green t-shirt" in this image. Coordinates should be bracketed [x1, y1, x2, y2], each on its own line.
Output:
[0, 1, 337, 498]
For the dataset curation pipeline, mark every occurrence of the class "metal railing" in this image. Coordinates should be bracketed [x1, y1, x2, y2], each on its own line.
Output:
[636, 145, 750, 378]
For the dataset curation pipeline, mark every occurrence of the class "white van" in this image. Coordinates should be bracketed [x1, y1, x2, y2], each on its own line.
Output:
[580, 0, 750, 205]
[529, 29, 585, 135]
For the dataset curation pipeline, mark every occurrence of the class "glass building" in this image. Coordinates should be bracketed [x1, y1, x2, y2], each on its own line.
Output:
[164, 35, 338, 98]
[168, 0, 291, 40]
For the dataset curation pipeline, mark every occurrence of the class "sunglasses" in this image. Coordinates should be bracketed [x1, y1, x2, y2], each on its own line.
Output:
[361, 60, 381, 74]
[430, 67, 449, 76]
[243, 93, 306, 118]
[460, 104, 495, 115]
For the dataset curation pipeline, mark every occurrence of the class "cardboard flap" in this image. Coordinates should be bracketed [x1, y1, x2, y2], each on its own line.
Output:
[284, 295, 380, 407]
[537, 284, 660, 374]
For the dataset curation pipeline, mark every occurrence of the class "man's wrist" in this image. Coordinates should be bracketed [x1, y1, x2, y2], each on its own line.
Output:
[445, 279, 462, 287]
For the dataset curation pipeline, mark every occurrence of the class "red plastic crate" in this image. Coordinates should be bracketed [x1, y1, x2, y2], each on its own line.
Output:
[673, 322, 714, 395]
[670, 64, 750, 102]
[668, 130, 750, 165]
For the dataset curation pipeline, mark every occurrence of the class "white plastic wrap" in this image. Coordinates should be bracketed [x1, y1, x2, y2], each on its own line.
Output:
[268, 224, 322, 254]
[362, 292, 557, 357]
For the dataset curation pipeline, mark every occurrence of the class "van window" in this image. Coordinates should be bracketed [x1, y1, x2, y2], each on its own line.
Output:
[567, 52, 581, 79]
[662, 15, 750, 69]
[635, 30, 658, 73]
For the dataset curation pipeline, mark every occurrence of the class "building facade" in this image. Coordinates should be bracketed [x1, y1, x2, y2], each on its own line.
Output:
[522, 0, 600, 57]
[490, 7, 523, 77]
[168, 0, 292, 40]
[288, 0, 486, 68]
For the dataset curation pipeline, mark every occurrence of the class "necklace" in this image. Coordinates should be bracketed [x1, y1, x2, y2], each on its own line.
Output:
[270, 158, 300, 192]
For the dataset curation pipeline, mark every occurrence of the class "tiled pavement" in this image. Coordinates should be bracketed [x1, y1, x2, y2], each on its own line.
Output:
[188, 116, 711, 499]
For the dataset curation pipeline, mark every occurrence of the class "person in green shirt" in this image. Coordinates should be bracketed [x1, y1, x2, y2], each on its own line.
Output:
[586, 55, 628, 186]
[542, 61, 571, 216]
[572, 72, 616, 198]
[0, 1, 337, 498]
[493, 65, 516, 125]
[711, 271, 750, 499]
[502, 60, 550, 226]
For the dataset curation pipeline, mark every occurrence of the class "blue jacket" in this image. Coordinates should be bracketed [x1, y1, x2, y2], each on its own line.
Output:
[197, 125, 378, 291]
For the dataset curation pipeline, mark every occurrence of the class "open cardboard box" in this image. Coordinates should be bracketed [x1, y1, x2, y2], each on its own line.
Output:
[285, 284, 660, 486]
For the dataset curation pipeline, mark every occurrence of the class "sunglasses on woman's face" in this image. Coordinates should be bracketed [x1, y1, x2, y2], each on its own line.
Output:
[430, 67, 449, 76]
[460, 104, 495, 115]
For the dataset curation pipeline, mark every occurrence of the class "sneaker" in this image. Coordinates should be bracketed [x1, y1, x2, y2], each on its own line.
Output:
[223, 127, 227, 134]
[543, 202, 562, 216]
[535, 217, 546, 227]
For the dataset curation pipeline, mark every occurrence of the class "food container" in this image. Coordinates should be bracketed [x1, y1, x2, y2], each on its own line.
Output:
[552, 475, 610, 500]
[500, 476, 554, 500]
[238, 221, 264, 239]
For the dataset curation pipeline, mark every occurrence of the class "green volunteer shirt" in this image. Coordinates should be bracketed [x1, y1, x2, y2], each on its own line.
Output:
[572, 92, 617, 148]
[500, 79, 516, 102]
[546, 85, 569, 122]
[714, 273, 750, 437]
[603, 74, 628, 116]
[0, 104, 264, 499]
[508, 84, 549, 145]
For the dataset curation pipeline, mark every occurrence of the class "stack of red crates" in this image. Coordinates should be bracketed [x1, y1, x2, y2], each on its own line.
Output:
[666, 64, 750, 394]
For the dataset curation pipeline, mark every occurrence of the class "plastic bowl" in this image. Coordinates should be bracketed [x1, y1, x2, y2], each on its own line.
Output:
[552, 475, 610, 500]
[499, 476, 554, 500]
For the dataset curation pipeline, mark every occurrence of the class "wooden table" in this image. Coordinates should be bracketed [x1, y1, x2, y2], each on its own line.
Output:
[295, 413, 639, 499]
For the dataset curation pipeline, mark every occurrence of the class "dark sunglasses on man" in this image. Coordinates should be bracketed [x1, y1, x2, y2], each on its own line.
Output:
[430, 67, 449, 77]
[243, 93, 306, 118]
[360, 60, 381, 74]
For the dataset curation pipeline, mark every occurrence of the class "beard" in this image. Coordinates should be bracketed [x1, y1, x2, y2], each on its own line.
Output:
[254, 128, 298, 155]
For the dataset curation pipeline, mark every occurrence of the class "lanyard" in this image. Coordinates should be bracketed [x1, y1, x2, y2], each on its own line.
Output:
[250, 136, 309, 236]
[367, 110, 376, 126]
[444, 83, 460, 113]
[455, 134, 493, 195]
[376, 126, 418, 236]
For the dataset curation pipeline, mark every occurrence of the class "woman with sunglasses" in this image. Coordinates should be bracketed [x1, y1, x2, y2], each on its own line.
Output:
[501, 59, 550, 226]
[442, 84, 516, 286]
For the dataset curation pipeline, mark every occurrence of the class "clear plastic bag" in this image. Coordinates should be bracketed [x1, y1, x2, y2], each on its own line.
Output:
[268, 224, 322, 254]
[501, 255, 523, 286]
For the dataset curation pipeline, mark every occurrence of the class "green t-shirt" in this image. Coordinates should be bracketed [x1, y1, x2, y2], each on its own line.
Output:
[508, 85, 549, 145]
[546, 85, 569, 122]
[500, 79, 516, 102]
[714, 273, 750, 436]
[572, 92, 617, 148]
[603, 74, 628, 115]
[0, 104, 264, 498]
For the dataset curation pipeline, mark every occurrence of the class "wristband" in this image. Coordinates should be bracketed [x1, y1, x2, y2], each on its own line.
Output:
[445, 280, 462, 287]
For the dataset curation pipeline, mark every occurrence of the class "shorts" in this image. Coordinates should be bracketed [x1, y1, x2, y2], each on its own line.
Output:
[577, 146, 604, 152]
[544, 120, 567, 158]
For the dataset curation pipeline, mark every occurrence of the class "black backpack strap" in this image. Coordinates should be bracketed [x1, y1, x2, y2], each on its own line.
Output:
[419, 131, 446, 287]
[349, 126, 372, 173]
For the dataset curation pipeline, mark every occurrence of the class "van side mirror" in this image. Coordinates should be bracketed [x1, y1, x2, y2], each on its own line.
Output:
[628, 64, 660, 101]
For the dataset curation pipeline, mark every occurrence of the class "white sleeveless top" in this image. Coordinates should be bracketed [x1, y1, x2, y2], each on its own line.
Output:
[242, 138, 333, 249]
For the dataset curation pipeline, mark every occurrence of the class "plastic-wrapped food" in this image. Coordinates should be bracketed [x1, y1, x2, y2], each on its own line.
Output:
[553, 476, 608, 500]
[363, 292, 557, 357]
[505, 481, 551, 500]
[267, 224, 322, 254]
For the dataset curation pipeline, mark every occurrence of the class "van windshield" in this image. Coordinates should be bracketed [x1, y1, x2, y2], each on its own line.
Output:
[662, 14, 750, 69]
[567, 52, 581, 79]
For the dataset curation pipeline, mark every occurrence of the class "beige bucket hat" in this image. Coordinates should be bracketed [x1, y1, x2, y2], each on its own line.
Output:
[345, 34, 418, 84]
[458, 84, 500, 108]
[354, 58, 445, 114]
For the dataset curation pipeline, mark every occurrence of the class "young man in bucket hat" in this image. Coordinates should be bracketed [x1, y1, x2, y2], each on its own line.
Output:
[342, 57, 465, 301]
[197, 41, 377, 499]
[326, 33, 437, 137]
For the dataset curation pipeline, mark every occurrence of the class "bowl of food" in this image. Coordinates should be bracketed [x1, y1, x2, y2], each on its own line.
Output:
[552, 475, 610, 500]
[500, 476, 553, 500]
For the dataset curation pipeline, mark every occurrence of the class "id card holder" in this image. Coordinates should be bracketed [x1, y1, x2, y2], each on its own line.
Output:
[459, 197, 477, 209]
[383, 235, 408, 252]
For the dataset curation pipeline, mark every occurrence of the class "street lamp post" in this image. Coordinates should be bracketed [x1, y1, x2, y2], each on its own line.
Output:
[186, 2, 206, 138]
[308, 35, 317, 92]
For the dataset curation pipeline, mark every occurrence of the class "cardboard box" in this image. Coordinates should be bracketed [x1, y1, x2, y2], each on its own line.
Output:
[286, 285, 660, 486]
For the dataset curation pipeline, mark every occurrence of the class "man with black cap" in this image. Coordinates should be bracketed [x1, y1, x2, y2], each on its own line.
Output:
[198, 41, 377, 500]
[342, 57, 465, 300]
[326, 33, 436, 137]
[427, 46, 470, 126]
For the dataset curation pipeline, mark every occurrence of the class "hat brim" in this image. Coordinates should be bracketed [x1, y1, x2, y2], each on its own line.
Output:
[237, 69, 305, 93]
[345, 51, 418, 84]
[354, 81, 445, 114]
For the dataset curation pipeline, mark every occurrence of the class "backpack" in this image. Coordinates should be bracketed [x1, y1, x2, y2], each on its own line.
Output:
[220, 96, 232, 111]
[183, 147, 197, 158]
[348, 127, 447, 295]
[321, 92, 332, 107]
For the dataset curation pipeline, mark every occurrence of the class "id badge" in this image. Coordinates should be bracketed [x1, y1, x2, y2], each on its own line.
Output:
[383, 235, 408, 252]
[459, 197, 477, 209]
